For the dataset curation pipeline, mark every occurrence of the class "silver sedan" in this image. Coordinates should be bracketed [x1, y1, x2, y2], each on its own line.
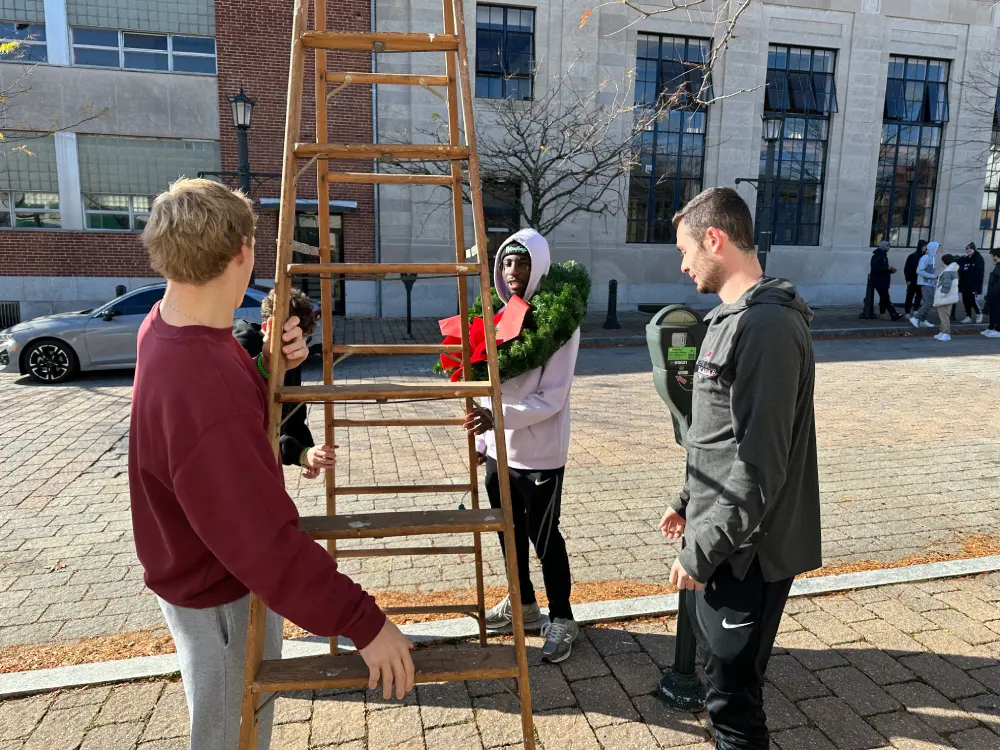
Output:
[0, 284, 310, 384]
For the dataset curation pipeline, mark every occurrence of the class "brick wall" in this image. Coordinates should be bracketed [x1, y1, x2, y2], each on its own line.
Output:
[0, 232, 152, 276]
[215, 0, 376, 279]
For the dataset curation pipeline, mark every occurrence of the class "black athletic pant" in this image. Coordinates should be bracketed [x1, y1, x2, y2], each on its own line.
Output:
[962, 292, 981, 319]
[988, 295, 1000, 331]
[685, 557, 793, 750]
[485, 457, 573, 620]
[904, 282, 922, 314]
[874, 285, 899, 318]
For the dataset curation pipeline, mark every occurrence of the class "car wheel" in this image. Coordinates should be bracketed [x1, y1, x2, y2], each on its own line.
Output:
[23, 339, 80, 384]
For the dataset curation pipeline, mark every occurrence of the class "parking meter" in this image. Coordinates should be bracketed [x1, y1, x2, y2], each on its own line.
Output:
[646, 304, 707, 713]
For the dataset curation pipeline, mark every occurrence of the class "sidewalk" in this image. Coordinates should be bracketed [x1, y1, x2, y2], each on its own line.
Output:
[5, 573, 1000, 749]
[331, 306, 986, 349]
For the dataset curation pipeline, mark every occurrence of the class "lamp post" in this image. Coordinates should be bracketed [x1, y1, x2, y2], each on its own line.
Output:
[758, 113, 783, 275]
[229, 88, 256, 198]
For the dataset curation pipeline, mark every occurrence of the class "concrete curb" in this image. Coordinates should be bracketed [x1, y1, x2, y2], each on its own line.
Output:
[3, 555, 999, 699]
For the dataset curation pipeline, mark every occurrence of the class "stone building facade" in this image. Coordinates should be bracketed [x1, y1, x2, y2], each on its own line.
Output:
[374, 0, 1000, 315]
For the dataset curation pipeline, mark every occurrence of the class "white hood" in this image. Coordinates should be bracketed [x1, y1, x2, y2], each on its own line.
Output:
[926, 242, 939, 264]
[493, 228, 551, 303]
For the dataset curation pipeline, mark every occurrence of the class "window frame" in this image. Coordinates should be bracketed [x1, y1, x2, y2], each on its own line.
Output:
[0, 21, 48, 63]
[0, 191, 61, 229]
[474, 4, 535, 101]
[70, 27, 217, 74]
[83, 194, 152, 232]
[627, 33, 712, 245]
[871, 55, 949, 248]
[756, 45, 837, 247]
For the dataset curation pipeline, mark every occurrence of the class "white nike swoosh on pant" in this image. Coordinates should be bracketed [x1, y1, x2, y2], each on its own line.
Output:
[534, 478, 551, 486]
[721, 618, 754, 629]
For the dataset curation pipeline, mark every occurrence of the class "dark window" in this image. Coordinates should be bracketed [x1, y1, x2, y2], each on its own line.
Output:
[627, 33, 710, 244]
[118, 288, 165, 316]
[483, 180, 521, 267]
[71, 27, 216, 74]
[871, 56, 949, 247]
[0, 191, 60, 228]
[756, 46, 836, 247]
[475, 5, 534, 100]
[0, 21, 48, 63]
[980, 84, 1000, 250]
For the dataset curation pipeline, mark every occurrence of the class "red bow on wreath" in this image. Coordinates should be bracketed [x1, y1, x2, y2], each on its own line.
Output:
[437, 295, 529, 381]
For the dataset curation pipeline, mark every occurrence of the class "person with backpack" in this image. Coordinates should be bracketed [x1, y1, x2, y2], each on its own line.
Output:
[933, 254, 960, 342]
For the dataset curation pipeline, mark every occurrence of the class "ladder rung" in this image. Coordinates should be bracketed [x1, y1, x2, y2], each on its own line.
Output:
[287, 262, 480, 276]
[278, 382, 491, 403]
[253, 645, 518, 693]
[300, 509, 504, 540]
[328, 72, 450, 87]
[294, 143, 469, 161]
[333, 418, 467, 428]
[331, 344, 463, 355]
[333, 483, 473, 496]
[337, 545, 476, 558]
[328, 172, 453, 186]
[382, 604, 478, 616]
[300, 31, 460, 53]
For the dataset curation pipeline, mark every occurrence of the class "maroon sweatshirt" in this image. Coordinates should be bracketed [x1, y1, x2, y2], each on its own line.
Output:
[128, 303, 385, 649]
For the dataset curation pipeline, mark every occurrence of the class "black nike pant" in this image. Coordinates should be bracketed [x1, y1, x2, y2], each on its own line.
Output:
[685, 557, 794, 750]
[485, 457, 574, 620]
[904, 282, 922, 314]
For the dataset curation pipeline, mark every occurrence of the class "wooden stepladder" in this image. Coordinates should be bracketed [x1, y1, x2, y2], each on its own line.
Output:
[237, 0, 535, 747]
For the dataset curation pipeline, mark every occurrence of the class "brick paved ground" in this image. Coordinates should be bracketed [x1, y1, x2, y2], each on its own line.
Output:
[1, 336, 998, 648]
[8, 575, 1000, 748]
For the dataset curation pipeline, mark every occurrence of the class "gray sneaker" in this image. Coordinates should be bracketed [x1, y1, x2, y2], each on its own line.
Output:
[484, 595, 542, 631]
[541, 618, 579, 663]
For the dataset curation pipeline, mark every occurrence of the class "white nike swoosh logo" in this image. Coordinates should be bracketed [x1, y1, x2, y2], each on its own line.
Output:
[721, 618, 754, 630]
[534, 477, 552, 486]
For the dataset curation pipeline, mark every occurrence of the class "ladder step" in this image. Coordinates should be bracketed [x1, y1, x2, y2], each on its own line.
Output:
[328, 172, 453, 186]
[333, 417, 467, 428]
[278, 382, 491, 403]
[294, 143, 469, 161]
[253, 645, 518, 693]
[333, 483, 473, 496]
[337, 545, 476, 558]
[328, 72, 450, 87]
[382, 604, 478, 616]
[287, 262, 480, 276]
[301, 31, 460, 53]
[330, 344, 463, 355]
[300, 509, 504, 540]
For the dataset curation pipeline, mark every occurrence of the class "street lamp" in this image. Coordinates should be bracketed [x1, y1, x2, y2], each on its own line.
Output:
[758, 113, 784, 274]
[228, 88, 256, 198]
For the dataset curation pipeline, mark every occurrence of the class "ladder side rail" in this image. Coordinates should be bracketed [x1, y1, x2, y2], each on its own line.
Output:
[449, 0, 535, 745]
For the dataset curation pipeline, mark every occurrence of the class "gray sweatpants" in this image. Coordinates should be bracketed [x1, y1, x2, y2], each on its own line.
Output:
[914, 285, 936, 322]
[158, 595, 283, 750]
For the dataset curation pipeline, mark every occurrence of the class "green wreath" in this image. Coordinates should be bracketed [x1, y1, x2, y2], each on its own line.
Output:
[435, 260, 591, 383]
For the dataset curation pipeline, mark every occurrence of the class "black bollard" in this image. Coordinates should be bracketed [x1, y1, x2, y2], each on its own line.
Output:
[604, 280, 621, 329]
[658, 592, 706, 712]
[115, 284, 126, 298]
[859, 273, 877, 320]
[401, 273, 417, 341]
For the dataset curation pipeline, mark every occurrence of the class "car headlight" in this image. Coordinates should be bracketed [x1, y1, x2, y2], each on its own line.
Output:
[0, 334, 13, 348]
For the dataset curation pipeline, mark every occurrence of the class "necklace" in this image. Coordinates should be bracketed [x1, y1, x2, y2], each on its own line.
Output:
[161, 298, 209, 327]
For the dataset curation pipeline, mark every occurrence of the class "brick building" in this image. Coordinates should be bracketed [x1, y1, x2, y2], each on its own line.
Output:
[0, 0, 376, 321]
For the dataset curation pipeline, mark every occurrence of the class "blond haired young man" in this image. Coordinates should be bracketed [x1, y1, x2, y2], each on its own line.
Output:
[129, 179, 413, 749]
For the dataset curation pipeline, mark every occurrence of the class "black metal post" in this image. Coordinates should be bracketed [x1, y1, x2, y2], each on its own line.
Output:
[604, 280, 621, 329]
[659, 590, 705, 712]
[236, 126, 255, 284]
[401, 274, 417, 341]
[115, 284, 126, 298]
[860, 273, 877, 320]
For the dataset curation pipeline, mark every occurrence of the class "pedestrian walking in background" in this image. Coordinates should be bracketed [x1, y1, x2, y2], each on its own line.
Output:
[909, 241, 938, 329]
[957, 242, 985, 323]
[983, 249, 1000, 339]
[870, 240, 901, 321]
[903, 239, 926, 314]
[934, 254, 960, 342]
